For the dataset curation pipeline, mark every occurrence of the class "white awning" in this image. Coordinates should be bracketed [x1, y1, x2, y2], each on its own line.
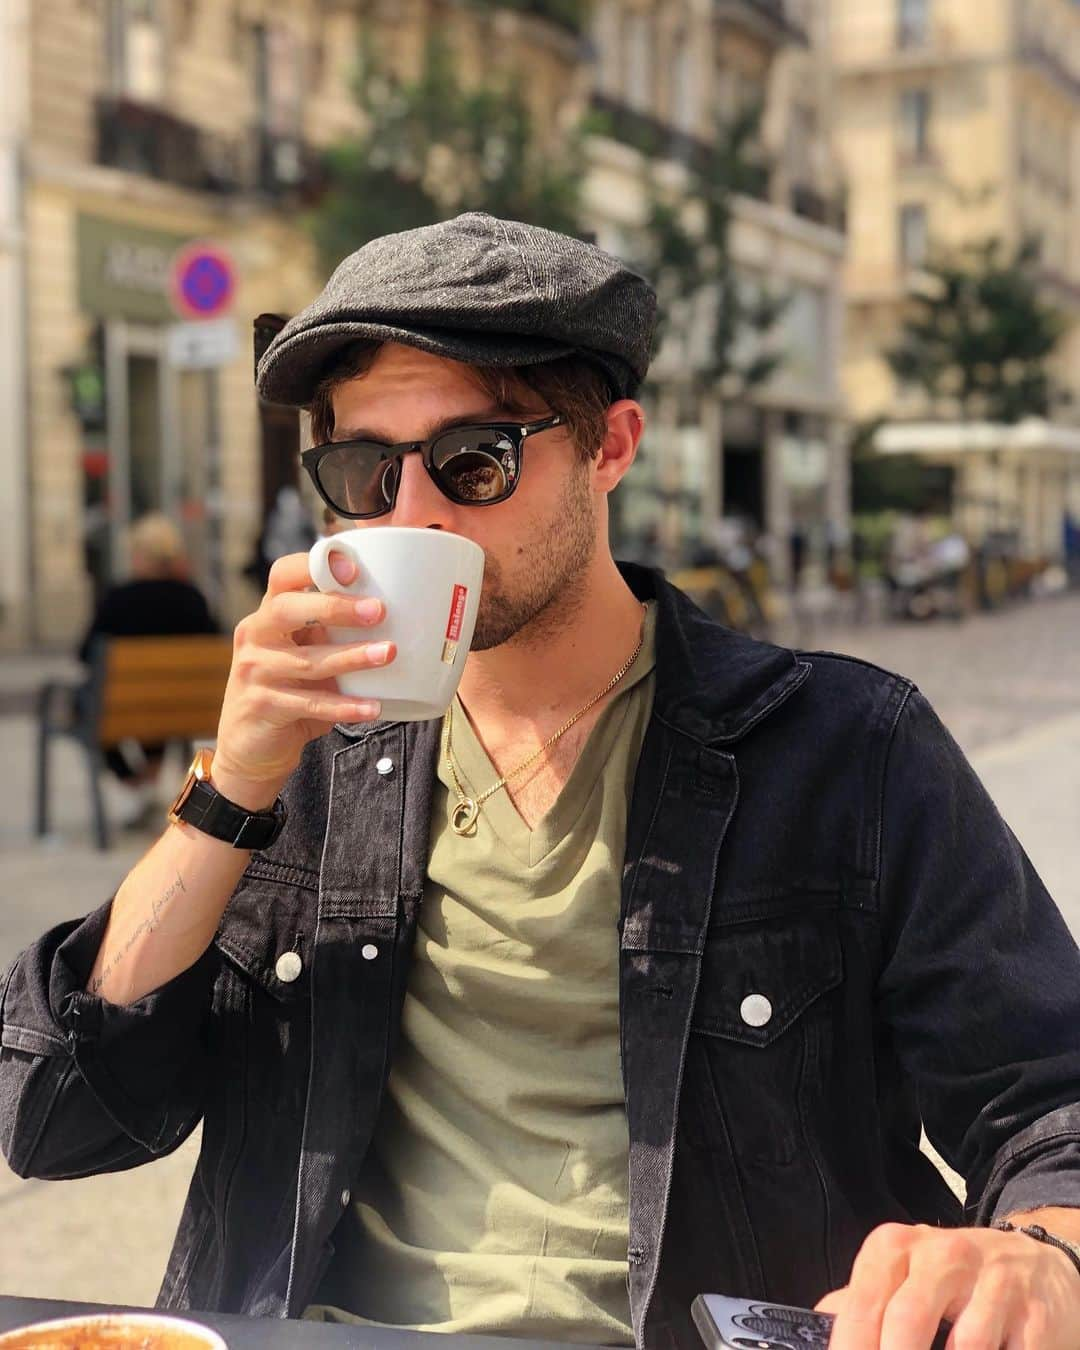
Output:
[874, 418, 1080, 460]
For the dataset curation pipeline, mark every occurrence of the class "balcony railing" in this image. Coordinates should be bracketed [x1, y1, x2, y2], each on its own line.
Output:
[714, 0, 808, 47]
[95, 96, 323, 201]
[484, 0, 590, 34]
[790, 182, 846, 230]
[588, 93, 771, 199]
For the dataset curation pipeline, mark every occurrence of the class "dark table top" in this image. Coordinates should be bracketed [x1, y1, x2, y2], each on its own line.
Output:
[0, 1296, 587, 1348]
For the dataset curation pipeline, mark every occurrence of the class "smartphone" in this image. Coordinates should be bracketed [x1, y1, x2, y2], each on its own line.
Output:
[692, 1293, 952, 1350]
[692, 1295, 833, 1349]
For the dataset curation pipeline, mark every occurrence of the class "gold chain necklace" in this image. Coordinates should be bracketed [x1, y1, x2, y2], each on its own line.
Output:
[443, 604, 648, 837]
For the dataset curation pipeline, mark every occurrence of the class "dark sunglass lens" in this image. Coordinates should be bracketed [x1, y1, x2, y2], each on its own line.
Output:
[317, 444, 397, 516]
[432, 429, 516, 502]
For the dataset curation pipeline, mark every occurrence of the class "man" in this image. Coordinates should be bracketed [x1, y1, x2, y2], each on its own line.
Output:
[2, 213, 1080, 1349]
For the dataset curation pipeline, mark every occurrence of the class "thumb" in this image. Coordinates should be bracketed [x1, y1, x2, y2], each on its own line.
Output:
[814, 1287, 848, 1315]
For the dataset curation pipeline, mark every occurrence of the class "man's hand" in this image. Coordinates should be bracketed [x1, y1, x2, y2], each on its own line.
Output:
[211, 551, 393, 807]
[815, 1222, 1080, 1348]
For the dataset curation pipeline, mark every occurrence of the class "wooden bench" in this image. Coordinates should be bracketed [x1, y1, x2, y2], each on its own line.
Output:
[35, 634, 234, 850]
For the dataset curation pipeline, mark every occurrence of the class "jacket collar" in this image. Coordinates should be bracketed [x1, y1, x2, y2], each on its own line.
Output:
[620, 561, 811, 745]
[335, 561, 810, 747]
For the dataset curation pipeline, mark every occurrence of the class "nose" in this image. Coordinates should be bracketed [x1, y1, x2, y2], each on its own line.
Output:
[390, 451, 454, 530]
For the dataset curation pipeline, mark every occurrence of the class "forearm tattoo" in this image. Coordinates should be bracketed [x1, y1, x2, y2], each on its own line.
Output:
[88, 870, 187, 996]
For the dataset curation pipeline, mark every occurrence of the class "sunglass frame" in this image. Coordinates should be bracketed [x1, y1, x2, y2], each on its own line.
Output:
[300, 414, 564, 520]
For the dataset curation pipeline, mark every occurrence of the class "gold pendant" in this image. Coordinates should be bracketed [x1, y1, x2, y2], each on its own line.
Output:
[451, 798, 479, 836]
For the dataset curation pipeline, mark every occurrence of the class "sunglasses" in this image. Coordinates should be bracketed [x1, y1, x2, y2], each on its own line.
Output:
[300, 415, 564, 520]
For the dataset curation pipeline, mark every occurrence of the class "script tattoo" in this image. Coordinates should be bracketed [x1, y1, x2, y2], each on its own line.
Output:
[88, 869, 186, 996]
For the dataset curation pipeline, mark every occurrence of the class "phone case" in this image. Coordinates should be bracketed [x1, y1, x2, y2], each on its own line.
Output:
[692, 1293, 952, 1350]
[692, 1294, 833, 1349]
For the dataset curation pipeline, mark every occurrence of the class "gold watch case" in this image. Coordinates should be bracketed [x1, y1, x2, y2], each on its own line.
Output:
[167, 747, 215, 825]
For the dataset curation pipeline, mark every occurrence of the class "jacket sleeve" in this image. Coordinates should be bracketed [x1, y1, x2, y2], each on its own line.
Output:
[875, 688, 1080, 1223]
[0, 897, 217, 1179]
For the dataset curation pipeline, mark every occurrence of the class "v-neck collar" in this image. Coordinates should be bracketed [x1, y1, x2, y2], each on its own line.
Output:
[438, 603, 657, 867]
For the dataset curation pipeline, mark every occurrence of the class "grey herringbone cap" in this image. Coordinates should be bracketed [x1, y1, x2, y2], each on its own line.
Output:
[255, 212, 657, 406]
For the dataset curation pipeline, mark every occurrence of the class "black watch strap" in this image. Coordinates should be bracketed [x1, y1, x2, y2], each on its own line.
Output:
[175, 778, 287, 850]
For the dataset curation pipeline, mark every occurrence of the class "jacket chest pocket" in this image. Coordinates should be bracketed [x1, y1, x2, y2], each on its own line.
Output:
[684, 912, 843, 1167]
[212, 869, 318, 1124]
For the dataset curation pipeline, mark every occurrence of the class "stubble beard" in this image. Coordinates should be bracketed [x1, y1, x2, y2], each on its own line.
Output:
[469, 460, 597, 653]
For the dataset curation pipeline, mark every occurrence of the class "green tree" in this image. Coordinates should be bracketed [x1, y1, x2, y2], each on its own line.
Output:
[633, 103, 789, 397]
[309, 30, 586, 274]
[887, 236, 1069, 423]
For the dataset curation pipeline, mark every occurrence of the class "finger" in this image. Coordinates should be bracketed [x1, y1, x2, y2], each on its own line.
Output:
[327, 550, 358, 586]
[815, 1288, 847, 1315]
[1003, 1299, 1052, 1350]
[269, 686, 381, 726]
[945, 1276, 1016, 1350]
[253, 639, 396, 685]
[265, 552, 332, 596]
[260, 590, 385, 638]
[880, 1234, 981, 1350]
[829, 1224, 914, 1350]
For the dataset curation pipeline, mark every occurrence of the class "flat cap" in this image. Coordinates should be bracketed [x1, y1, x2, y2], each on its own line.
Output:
[255, 211, 657, 406]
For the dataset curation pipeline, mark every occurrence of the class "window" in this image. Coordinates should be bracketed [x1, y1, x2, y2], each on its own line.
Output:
[671, 33, 698, 134]
[787, 100, 818, 181]
[899, 88, 931, 161]
[897, 0, 929, 48]
[592, 0, 623, 98]
[779, 282, 829, 387]
[253, 24, 302, 136]
[106, 0, 164, 102]
[899, 203, 929, 268]
[625, 12, 652, 113]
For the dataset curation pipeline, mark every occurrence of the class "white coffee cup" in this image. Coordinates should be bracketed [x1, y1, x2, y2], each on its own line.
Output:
[307, 526, 485, 722]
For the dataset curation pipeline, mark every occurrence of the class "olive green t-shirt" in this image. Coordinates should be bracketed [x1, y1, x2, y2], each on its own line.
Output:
[307, 603, 656, 1344]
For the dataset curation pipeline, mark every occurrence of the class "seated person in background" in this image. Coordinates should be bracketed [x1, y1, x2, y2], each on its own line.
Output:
[77, 512, 219, 819]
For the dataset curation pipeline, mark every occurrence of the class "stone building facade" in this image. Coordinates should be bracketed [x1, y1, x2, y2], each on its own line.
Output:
[2, 0, 845, 649]
[584, 0, 850, 583]
[830, 0, 1080, 421]
[2, 0, 584, 649]
[827, 0, 1080, 560]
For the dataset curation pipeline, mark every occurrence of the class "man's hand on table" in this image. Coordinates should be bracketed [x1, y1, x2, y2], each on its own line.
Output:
[815, 1213, 1080, 1348]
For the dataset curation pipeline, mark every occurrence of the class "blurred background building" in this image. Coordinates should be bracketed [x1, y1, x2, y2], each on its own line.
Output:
[0, 0, 588, 650]
[1, 0, 1078, 653]
[585, 0, 849, 585]
[829, 0, 1080, 569]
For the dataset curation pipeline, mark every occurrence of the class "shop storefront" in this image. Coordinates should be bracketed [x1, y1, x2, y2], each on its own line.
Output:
[74, 214, 237, 613]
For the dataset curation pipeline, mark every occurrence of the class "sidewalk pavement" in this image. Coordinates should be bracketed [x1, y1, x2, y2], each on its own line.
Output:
[0, 600, 1077, 1304]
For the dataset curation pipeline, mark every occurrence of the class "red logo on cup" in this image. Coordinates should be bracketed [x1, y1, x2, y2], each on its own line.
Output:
[445, 584, 468, 642]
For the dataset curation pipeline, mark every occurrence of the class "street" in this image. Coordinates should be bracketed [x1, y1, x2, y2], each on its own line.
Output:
[1, 594, 1078, 1304]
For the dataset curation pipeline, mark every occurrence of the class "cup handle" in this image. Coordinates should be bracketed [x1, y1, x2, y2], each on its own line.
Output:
[308, 535, 359, 594]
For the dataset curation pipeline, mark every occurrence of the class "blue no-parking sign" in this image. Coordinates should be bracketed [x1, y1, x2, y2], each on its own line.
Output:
[170, 242, 236, 319]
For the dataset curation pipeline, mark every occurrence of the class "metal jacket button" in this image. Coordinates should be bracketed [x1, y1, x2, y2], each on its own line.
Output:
[361, 944, 378, 961]
[340, 1188, 351, 1207]
[275, 951, 302, 983]
[375, 757, 394, 776]
[740, 993, 773, 1028]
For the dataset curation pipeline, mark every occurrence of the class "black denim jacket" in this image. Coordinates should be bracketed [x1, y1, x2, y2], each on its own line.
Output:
[3, 565, 1080, 1348]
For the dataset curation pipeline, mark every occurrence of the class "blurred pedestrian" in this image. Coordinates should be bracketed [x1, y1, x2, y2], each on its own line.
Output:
[76, 512, 219, 822]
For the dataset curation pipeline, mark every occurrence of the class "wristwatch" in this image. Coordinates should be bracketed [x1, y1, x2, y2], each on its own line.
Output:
[167, 748, 287, 850]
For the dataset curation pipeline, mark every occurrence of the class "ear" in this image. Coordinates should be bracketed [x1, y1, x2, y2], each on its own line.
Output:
[591, 400, 645, 495]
